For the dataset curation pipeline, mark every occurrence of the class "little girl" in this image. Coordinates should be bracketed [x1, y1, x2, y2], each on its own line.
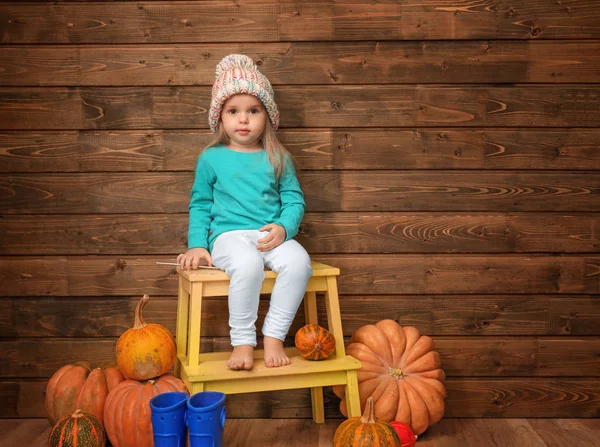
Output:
[177, 54, 313, 371]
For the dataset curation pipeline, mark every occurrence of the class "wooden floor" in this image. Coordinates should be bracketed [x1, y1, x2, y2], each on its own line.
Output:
[1, 418, 599, 446]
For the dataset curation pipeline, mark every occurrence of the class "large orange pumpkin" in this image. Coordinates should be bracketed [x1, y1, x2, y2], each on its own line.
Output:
[333, 320, 446, 435]
[45, 361, 125, 426]
[103, 373, 188, 447]
[333, 397, 401, 446]
[116, 294, 177, 380]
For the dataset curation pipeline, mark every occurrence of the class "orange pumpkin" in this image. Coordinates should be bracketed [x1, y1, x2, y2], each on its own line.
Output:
[333, 320, 446, 435]
[48, 409, 106, 447]
[333, 397, 401, 446]
[45, 361, 124, 426]
[103, 373, 188, 447]
[116, 294, 177, 380]
[295, 324, 336, 360]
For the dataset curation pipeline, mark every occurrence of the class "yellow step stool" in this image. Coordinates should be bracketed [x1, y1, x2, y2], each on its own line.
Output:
[174, 261, 362, 423]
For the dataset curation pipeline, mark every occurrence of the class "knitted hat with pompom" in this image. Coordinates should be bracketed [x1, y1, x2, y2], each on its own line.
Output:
[209, 54, 280, 132]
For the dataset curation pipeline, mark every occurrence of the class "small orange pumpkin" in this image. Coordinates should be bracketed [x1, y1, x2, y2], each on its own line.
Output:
[48, 409, 106, 447]
[116, 294, 177, 380]
[45, 361, 124, 426]
[103, 374, 188, 447]
[333, 397, 401, 446]
[295, 324, 336, 360]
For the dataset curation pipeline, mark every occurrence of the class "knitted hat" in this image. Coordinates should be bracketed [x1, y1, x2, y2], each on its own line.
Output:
[209, 54, 280, 132]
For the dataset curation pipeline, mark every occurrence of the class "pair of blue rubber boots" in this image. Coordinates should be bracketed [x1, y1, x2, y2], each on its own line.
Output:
[150, 391, 226, 447]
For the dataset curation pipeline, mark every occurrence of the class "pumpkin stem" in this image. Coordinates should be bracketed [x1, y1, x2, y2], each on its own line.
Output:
[388, 366, 405, 379]
[360, 397, 377, 424]
[71, 409, 84, 418]
[133, 295, 150, 330]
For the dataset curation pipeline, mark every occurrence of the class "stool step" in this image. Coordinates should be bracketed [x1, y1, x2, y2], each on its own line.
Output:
[178, 347, 361, 394]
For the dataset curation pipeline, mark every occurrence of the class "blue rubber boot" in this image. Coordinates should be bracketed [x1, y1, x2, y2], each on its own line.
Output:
[150, 391, 189, 447]
[187, 391, 227, 447]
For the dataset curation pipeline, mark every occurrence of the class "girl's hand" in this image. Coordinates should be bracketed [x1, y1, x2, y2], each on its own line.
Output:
[257, 224, 286, 252]
[177, 247, 213, 270]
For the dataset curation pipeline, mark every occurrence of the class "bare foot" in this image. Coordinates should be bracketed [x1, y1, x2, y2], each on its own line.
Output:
[227, 345, 254, 370]
[263, 336, 290, 368]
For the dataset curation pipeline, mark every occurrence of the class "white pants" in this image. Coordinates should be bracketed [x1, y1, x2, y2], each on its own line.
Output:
[211, 229, 313, 347]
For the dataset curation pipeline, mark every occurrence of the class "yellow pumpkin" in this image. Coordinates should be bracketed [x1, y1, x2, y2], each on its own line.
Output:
[116, 295, 176, 380]
[333, 320, 446, 435]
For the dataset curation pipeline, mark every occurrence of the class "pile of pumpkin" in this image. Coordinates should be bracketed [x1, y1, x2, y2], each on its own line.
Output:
[45, 291, 445, 447]
[296, 320, 447, 447]
[46, 295, 186, 447]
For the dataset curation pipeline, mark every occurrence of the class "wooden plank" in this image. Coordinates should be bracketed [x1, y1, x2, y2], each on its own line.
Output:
[437, 337, 600, 377]
[417, 419, 472, 447]
[2, 129, 598, 173]
[0, 214, 189, 255]
[538, 338, 600, 376]
[2, 172, 599, 213]
[2, 41, 600, 86]
[2, 213, 598, 255]
[2, 2, 600, 43]
[0, 419, 50, 447]
[452, 419, 504, 447]
[0, 259, 68, 297]
[3, 337, 599, 378]
[477, 419, 549, 447]
[444, 378, 600, 418]
[528, 419, 600, 447]
[2, 86, 600, 129]
[345, 295, 600, 338]
[328, 255, 599, 295]
[3, 418, 600, 447]
[1, 255, 598, 296]
[549, 296, 600, 335]
[2, 295, 599, 338]
[302, 213, 600, 253]
[305, 172, 600, 213]
[3, 378, 599, 418]
[0, 173, 192, 214]
[220, 419, 332, 447]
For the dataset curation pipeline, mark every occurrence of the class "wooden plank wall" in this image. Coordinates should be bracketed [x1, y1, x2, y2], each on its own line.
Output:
[0, 1, 599, 419]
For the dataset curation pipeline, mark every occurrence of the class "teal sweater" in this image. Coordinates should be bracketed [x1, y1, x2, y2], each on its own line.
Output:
[188, 144, 305, 252]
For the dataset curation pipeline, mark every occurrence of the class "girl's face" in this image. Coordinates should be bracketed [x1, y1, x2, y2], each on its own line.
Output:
[220, 94, 267, 151]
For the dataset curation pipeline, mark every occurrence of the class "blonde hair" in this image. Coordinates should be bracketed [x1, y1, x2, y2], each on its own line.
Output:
[202, 108, 292, 181]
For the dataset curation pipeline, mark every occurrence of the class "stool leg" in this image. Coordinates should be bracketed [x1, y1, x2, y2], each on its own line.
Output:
[345, 370, 362, 418]
[192, 382, 205, 395]
[304, 291, 318, 324]
[303, 291, 325, 424]
[324, 276, 346, 357]
[188, 282, 203, 368]
[175, 277, 190, 377]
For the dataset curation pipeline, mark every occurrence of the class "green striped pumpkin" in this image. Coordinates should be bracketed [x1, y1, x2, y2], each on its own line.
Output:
[48, 409, 105, 447]
[295, 323, 336, 360]
[333, 397, 401, 446]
